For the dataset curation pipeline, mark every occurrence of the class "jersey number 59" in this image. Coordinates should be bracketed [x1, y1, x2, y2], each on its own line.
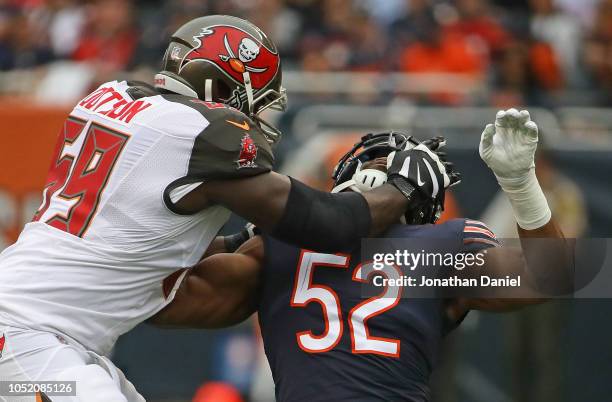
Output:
[290, 251, 403, 358]
[33, 116, 129, 237]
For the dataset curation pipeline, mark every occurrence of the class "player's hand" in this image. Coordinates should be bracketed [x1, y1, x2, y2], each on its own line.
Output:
[224, 223, 260, 253]
[386, 142, 460, 202]
[479, 108, 551, 229]
[420, 136, 461, 188]
[479, 108, 539, 181]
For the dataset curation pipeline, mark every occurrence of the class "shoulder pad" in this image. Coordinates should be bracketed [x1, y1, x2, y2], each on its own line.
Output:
[163, 97, 275, 213]
[461, 219, 500, 251]
[126, 81, 159, 100]
[159, 94, 245, 121]
[191, 106, 274, 179]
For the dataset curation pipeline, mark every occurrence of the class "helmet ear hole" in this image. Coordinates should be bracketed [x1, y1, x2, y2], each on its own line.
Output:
[216, 80, 231, 100]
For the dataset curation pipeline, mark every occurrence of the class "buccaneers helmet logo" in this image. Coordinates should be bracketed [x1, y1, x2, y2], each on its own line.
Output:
[236, 133, 258, 169]
[182, 26, 280, 90]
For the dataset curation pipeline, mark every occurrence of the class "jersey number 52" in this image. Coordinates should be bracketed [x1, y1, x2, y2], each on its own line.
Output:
[291, 251, 403, 358]
[33, 116, 129, 237]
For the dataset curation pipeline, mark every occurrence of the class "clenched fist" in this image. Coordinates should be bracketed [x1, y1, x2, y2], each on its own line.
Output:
[479, 108, 551, 230]
[479, 108, 538, 182]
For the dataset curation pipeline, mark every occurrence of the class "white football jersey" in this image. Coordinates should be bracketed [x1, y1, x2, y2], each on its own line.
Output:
[0, 80, 273, 355]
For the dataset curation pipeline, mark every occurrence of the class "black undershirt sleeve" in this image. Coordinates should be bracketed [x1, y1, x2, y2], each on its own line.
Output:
[271, 177, 372, 253]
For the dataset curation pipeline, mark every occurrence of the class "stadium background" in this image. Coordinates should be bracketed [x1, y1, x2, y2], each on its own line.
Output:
[1, 0, 611, 401]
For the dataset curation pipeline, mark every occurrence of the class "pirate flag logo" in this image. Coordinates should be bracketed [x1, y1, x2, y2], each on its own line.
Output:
[236, 133, 258, 169]
[182, 26, 280, 91]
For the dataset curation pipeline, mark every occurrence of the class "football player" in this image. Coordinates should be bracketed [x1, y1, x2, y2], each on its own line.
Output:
[152, 110, 573, 401]
[0, 16, 455, 402]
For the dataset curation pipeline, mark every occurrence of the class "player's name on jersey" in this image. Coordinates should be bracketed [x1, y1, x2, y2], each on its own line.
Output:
[78, 86, 152, 124]
[373, 274, 522, 288]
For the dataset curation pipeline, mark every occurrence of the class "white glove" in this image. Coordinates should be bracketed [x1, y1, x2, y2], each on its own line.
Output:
[479, 108, 551, 230]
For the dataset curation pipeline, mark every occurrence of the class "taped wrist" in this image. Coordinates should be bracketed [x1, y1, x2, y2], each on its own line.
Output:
[496, 169, 552, 230]
[272, 177, 371, 253]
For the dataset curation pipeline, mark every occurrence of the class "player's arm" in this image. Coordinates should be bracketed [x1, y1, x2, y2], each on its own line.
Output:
[454, 109, 573, 314]
[170, 112, 456, 253]
[452, 218, 569, 315]
[201, 223, 259, 259]
[191, 172, 411, 248]
[150, 236, 264, 329]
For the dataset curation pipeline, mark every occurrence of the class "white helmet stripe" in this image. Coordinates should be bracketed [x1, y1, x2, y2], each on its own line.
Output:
[423, 158, 439, 197]
[399, 156, 411, 178]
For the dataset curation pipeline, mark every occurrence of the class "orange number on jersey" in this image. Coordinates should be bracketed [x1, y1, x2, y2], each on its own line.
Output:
[33, 116, 129, 237]
[290, 251, 402, 357]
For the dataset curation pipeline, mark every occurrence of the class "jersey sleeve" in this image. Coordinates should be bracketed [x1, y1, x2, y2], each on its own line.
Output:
[187, 108, 274, 180]
[162, 100, 275, 214]
[461, 219, 500, 252]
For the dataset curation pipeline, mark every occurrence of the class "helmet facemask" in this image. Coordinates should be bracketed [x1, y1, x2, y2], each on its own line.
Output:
[220, 71, 287, 144]
[332, 132, 449, 225]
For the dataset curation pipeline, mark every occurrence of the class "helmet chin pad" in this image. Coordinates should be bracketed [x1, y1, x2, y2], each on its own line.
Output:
[331, 164, 388, 194]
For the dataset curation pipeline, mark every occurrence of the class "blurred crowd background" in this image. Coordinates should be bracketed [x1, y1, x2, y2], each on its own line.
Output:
[1, 1, 612, 402]
[1, 0, 612, 106]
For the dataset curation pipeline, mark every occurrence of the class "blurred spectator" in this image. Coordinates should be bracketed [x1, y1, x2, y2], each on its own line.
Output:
[390, 0, 436, 51]
[398, 10, 486, 76]
[492, 38, 564, 106]
[296, 0, 354, 72]
[0, 7, 53, 70]
[492, 40, 530, 106]
[243, 0, 303, 60]
[132, 0, 209, 69]
[30, 0, 85, 58]
[356, 0, 407, 27]
[72, 0, 138, 78]
[555, 0, 599, 27]
[346, 11, 388, 71]
[445, 0, 511, 59]
[529, 0, 582, 86]
[584, 0, 612, 96]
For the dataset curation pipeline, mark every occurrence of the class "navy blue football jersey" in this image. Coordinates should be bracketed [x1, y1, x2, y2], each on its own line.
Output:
[258, 218, 499, 402]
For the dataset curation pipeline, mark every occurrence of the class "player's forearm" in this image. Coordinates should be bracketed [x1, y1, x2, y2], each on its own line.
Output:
[201, 236, 227, 259]
[152, 253, 260, 328]
[361, 183, 409, 235]
[271, 178, 409, 252]
[501, 169, 572, 293]
[517, 217, 573, 295]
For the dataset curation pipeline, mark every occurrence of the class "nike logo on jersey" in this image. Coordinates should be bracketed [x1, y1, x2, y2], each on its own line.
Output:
[226, 120, 250, 130]
[416, 164, 426, 186]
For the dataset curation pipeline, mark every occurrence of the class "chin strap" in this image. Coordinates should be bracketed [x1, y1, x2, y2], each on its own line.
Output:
[204, 79, 213, 101]
[242, 71, 255, 115]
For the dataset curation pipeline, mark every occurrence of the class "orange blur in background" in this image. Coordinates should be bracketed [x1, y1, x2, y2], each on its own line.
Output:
[0, 103, 68, 244]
